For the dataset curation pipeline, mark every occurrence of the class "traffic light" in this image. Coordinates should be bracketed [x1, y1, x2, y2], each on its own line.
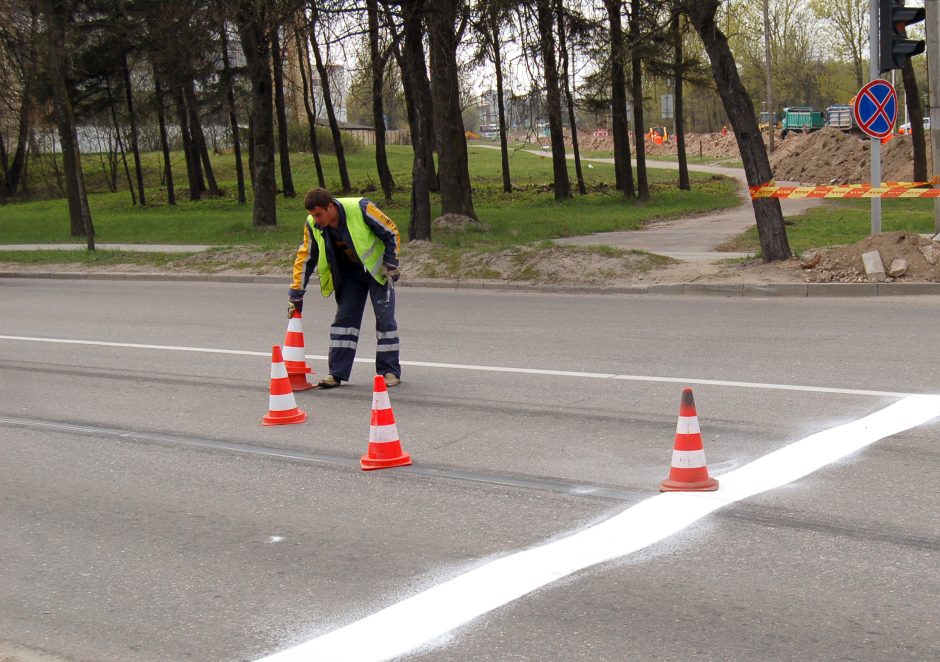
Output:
[879, 0, 925, 73]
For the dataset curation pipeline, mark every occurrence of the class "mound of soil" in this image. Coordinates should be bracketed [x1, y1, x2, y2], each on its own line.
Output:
[798, 231, 940, 283]
[769, 127, 933, 185]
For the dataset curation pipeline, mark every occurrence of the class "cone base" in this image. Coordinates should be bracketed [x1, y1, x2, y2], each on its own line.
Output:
[288, 373, 316, 391]
[659, 476, 718, 492]
[262, 409, 308, 426]
[360, 451, 412, 471]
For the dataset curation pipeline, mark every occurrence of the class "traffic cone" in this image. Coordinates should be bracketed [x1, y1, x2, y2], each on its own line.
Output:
[660, 388, 718, 492]
[360, 375, 411, 470]
[283, 310, 315, 391]
[262, 345, 307, 426]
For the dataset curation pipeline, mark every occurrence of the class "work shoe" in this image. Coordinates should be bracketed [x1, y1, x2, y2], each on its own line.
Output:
[317, 375, 342, 389]
[383, 373, 400, 387]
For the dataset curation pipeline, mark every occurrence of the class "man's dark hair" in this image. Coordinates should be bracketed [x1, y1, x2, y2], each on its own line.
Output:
[304, 187, 334, 211]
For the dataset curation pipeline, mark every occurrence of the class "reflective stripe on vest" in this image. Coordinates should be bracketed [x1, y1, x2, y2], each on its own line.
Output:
[308, 199, 387, 297]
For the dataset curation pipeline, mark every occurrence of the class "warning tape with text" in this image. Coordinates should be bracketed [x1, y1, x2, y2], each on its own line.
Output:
[750, 177, 940, 199]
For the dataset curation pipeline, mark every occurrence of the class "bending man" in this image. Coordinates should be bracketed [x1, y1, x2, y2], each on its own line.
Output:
[288, 187, 402, 388]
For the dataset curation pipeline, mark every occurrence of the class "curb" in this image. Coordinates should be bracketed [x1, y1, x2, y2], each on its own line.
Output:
[3, 271, 940, 297]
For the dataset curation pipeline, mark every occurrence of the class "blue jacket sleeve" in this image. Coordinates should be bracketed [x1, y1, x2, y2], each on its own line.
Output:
[289, 220, 318, 299]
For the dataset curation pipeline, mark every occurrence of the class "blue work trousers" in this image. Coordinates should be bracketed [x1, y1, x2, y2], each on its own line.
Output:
[328, 265, 400, 382]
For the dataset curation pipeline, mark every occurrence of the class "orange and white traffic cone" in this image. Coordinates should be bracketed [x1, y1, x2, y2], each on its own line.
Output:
[360, 375, 411, 470]
[660, 388, 718, 492]
[262, 345, 307, 426]
[283, 311, 315, 391]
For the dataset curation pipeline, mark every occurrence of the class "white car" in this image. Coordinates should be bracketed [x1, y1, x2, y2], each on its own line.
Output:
[898, 117, 930, 134]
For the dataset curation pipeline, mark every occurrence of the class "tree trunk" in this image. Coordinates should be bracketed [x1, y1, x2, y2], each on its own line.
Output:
[236, 0, 278, 226]
[220, 22, 246, 203]
[173, 84, 202, 200]
[630, 0, 648, 200]
[185, 80, 220, 196]
[296, 26, 326, 188]
[122, 54, 146, 205]
[400, 0, 432, 240]
[154, 74, 176, 205]
[685, 0, 791, 262]
[6, 86, 33, 196]
[385, 0, 437, 193]
[605, 0, 635, 197]
[106, 77, 137, 205]
[41, 0, 94, 247]
[367, 0, 394, 201]
[485, 4, 512, 193]
[556, 0, 585, 195]
[673, 9, 689, 190]
[309, 2, 351, 194]
[902, 59, 927, 183]
[271, 26, 296, 197]
[427, 0, 476, 217]
[536, 0, 571, 201]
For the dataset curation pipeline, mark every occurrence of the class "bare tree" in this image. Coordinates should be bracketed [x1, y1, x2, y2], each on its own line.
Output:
[234, 0, 279, 226]
[308, 0, 352, 194]
[901, 58, 927, 183]
[399, 0, 433, 240]
[39, 0, 94, 247]
[219, 19, 246, 203]
[367, 0, 394, 201]
[294, 22, 326, 188]
[474, 0, 513, 193]
[152, 74, 176, 205]
[556, 0, 585, 195]
[534, 0, 571, 200]
[629, 0, 648, 200]
[271, 25, 296, 197]
[604, 0, 635, 197]
[684, 0, 791, 262]
[427, 0, 477, 217]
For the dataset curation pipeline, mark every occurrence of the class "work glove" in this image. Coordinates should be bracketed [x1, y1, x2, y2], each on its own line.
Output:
[287, 298, 303, 319]
[384, 264, 400, 283]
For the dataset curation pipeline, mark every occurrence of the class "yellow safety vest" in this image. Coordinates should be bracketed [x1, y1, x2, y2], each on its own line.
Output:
[308, 198, 387, 297]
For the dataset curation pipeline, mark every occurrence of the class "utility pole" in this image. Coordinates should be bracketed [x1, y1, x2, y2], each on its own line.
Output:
[763, 0, 774, 153]
[870, 0, 882, 234]
[927, 0, 940, 234]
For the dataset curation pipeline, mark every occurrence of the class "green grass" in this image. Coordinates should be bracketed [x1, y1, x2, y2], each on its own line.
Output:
[0, 144, 739, 261]
[723, 198, 940, 255]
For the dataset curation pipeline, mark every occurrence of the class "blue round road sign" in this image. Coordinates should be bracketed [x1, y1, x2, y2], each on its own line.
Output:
[853, 80, 897, 139]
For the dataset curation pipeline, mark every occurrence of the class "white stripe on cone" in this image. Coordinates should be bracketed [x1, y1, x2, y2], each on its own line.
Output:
[269, 393, 299, 412]
[282, 345, 306, 362]
[372, 391, 391, 410]
[670, 449, 708, 469]
[676, 416, 701, 434]
[369, 424, 401, 443]
[270, 362, 288, 379]
[287, 318, 303, 333]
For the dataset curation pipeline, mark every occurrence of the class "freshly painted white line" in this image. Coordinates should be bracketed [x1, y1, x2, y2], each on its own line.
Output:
[0, 334, 915, 398]
[256, 395, 940, 662]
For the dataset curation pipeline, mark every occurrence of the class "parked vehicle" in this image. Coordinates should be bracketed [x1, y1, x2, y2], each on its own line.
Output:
[825, 105, 855, 131]
[758, 111, 779, 131]
[780, 107, 825, 139]
[898, 117, 931, 134]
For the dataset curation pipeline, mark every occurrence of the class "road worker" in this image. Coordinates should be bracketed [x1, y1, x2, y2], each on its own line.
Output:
[288, 187, 402, 389]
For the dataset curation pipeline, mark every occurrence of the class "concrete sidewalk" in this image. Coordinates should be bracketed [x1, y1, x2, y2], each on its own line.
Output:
[0, 244, 213, 253]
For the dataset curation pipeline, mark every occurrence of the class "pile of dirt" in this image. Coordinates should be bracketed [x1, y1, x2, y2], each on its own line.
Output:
[797, 231, 940, 283]
[566, 129, 742, 160]
[769, 127, 933, 185]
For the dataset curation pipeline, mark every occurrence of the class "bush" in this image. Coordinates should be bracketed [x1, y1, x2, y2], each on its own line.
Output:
[287, 123, 362, 155]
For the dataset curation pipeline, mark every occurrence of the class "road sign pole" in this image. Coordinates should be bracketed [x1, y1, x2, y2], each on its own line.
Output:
[927, 0, 940, 234]
[870, 0, 882, 235]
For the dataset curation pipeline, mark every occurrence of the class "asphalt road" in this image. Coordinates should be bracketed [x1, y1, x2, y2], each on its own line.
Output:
[1, 279, 939, 661]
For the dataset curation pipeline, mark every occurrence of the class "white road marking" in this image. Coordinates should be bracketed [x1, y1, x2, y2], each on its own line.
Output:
[256, 395, 940, 662]
[0, 335, 915, 397]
